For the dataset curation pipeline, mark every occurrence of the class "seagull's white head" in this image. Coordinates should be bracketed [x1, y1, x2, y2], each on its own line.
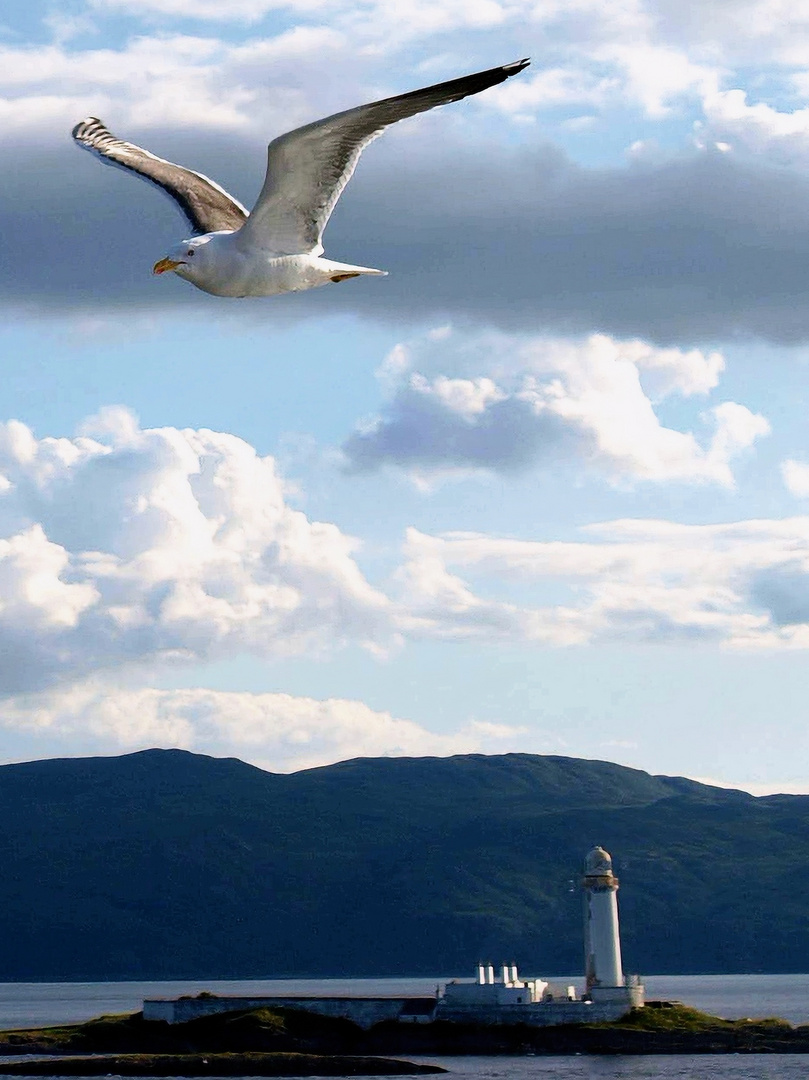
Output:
[153, 235, 214, 285]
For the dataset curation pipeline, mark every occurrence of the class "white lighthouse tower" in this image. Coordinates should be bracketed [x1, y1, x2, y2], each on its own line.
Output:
[582, 846, 643, 1006]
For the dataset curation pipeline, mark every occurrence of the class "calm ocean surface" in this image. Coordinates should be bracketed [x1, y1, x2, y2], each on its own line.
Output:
[1, 974, 809, 1079]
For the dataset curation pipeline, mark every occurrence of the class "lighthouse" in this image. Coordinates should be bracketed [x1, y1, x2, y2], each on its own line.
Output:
[582, 845, 624, 991]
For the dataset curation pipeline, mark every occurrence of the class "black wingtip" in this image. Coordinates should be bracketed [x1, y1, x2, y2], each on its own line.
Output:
[72, 116, 105, 142]
[505, 58, 531, 76]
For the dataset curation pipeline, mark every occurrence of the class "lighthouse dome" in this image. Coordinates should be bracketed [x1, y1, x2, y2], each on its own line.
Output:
[584, 846, 613, 875]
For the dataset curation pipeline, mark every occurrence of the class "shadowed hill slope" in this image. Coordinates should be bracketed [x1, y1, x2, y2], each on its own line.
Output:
[0, 749, 805, 978]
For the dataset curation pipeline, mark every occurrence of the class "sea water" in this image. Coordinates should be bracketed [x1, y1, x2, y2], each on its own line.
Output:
[0, 974, 808, 1079]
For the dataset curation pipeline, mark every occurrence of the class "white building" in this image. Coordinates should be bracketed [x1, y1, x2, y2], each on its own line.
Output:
[439, 962, 575, 1007]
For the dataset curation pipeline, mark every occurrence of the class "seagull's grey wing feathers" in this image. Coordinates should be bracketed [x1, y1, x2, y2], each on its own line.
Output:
[235, 58, 530, 256]
[72, 117, 249, 236]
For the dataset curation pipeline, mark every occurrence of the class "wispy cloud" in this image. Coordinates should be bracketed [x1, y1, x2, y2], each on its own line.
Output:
[0, 681, 536, 771]
[396, 517, 809, 649]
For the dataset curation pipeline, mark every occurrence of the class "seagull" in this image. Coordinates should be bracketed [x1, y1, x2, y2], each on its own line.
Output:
[72, 58, 529, 299]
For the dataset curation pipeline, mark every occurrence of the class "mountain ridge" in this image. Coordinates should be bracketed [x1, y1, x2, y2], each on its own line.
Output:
[0, 748, 804, 979]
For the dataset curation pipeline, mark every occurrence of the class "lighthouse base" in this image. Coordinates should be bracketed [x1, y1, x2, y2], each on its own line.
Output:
[589, 982, 645, 1008]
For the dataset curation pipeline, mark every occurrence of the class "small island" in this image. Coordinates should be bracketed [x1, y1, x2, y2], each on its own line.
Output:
[2, 1000, 809, 1073]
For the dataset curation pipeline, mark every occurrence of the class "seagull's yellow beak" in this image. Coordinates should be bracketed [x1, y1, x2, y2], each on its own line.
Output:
[153, 257, 183, 275]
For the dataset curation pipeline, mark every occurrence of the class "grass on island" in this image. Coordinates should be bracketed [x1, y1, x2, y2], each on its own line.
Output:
[0, 1013, 138, 1051]
[596, 1003, 795, 1034]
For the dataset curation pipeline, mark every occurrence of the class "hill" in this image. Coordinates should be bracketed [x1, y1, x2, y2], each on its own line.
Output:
[0, 749, 806, 978]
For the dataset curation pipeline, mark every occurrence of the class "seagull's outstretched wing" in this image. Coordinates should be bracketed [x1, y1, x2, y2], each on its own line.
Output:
[235, 58, 530, 256]
[72, 117, 249, 236]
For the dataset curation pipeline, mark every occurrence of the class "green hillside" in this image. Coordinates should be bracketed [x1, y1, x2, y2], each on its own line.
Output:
[0, 749, 806, 979]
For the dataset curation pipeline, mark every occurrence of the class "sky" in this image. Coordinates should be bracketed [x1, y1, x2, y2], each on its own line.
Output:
[3, 0, 809, 792]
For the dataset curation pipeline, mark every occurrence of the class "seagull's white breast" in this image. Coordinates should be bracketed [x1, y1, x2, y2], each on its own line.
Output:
[177, 232, 334, 298]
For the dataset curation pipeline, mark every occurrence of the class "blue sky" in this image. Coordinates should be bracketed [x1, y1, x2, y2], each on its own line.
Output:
[3, 0, 809, 791]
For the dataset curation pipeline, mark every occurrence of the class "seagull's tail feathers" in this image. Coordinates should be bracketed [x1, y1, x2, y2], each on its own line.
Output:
[324, 260, 389, 283]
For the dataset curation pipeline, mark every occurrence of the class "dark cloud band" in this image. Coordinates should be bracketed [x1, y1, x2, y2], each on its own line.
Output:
[5, 133, 809, 344]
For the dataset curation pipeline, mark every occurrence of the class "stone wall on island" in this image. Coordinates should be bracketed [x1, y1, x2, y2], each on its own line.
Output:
[143, 992, 640, 1029]
[143, 997, 436, 1029]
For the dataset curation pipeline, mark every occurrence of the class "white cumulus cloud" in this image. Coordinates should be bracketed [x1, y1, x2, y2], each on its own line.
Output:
[343, 332, 768, 486]
[0, 408, 391, 695]
[782, 458, 809, 497]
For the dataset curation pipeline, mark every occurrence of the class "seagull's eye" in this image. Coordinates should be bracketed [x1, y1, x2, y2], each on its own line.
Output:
[187, 249, 194, 257]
